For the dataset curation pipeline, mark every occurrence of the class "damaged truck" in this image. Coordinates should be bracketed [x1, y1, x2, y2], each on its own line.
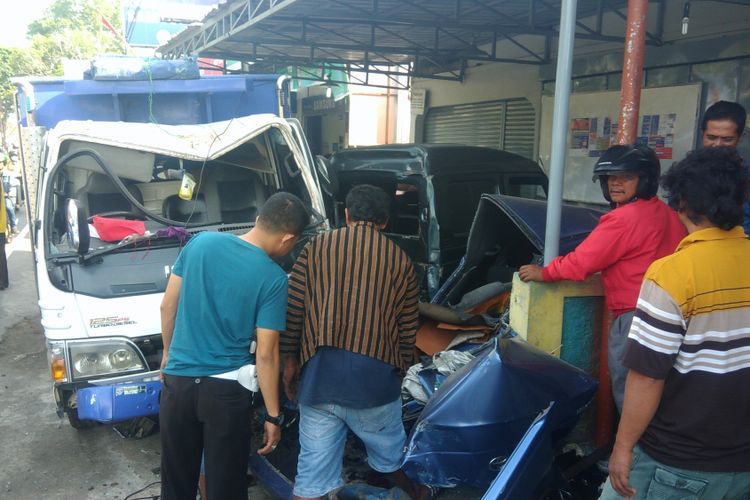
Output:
[14, 64, 329, 429]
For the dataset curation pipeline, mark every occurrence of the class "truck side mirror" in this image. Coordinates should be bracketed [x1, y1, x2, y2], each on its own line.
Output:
[65, 199, 90, 255]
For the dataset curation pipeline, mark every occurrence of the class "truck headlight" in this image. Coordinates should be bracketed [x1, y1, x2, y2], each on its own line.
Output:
[68, 340, 145, 380]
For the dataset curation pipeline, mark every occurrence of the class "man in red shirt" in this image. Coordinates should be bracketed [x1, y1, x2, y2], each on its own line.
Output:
[519, 144, 685, 411]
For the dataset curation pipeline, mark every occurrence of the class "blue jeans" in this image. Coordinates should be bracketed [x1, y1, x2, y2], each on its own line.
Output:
[608, 310, 634, 413]
[293, 399, 406, 498]
[599, 446, 750, 499]
[5, 197, 16, 231]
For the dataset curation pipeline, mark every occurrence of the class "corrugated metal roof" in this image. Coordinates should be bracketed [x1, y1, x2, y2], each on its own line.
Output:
[158, 0, 639, 85]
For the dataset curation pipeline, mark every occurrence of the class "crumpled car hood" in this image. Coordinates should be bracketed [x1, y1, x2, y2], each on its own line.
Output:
[401, 336, 598, 488]
[465, 194, 605, 270]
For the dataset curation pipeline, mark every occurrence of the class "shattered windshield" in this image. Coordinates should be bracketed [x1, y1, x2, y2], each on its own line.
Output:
[45, 131, 317, 261]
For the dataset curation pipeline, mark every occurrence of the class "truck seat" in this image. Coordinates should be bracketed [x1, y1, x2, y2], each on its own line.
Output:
[163, 194, 208, 223]
[76, 173, 144, 216]
[217, 180, 265, 224]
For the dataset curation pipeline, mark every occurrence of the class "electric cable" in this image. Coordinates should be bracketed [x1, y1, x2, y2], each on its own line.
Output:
[122, 480, 160, 500]
[182, 117, 237, 227]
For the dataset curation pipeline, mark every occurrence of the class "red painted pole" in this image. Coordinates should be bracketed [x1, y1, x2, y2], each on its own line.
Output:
[594, 0, 651, 447]
[616, 0, 649, 145]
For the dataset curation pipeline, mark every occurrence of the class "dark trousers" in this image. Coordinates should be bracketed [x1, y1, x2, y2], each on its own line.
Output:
[160, 374, 253, 500]
[0, 233, 8, 289]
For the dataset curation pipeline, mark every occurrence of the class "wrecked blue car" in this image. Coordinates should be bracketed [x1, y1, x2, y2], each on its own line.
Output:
[401, 336, 598, 489]
[250, 193, 607, 498]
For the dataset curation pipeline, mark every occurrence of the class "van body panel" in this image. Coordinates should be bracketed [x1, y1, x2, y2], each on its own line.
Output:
[330, 144, 548, 298]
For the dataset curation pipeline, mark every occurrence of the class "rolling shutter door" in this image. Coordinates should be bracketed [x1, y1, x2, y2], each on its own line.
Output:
[424, 100, 504, 148]
[502, 99, 536, 160]
[424, 98, 536, 159]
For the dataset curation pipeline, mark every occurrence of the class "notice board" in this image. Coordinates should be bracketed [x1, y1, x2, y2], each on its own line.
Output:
[539, 83, 702, 203]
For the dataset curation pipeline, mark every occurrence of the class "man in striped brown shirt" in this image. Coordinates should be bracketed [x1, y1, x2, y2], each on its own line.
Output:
[281, 184, 422, 499]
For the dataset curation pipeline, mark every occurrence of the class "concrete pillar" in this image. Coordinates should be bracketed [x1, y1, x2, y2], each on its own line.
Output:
[510, 273, 614, 445]
[510, 273, 604, 372]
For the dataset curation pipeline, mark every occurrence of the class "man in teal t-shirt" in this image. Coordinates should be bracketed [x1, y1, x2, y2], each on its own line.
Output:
[159, 192, 308, 500]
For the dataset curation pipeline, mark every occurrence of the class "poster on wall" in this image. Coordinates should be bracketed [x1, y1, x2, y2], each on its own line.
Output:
[569, 118, 590, 156]
[541, 84, 702, 203]
[637, 113, 676, 160]
[588, 117, 612, 158]
[568, 113, 676, 160]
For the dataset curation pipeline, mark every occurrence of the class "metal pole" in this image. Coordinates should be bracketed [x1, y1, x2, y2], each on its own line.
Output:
[616, 0, 649, 144]
[543, 0, 578, 264]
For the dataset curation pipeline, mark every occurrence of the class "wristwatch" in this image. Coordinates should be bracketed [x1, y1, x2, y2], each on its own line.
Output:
[264, 412, 284, 427]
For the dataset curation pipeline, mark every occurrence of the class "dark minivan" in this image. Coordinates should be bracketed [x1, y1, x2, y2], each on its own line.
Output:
[326, 144, 548, 298]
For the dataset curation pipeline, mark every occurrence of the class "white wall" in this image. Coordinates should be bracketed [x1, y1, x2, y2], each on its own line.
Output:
[349, 92, 398, 146]
[321, 109, 347, 155]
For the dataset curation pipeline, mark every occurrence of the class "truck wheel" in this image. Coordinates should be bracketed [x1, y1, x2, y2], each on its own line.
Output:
[65, 393, 98, 430]
[66, 407, 98, 430]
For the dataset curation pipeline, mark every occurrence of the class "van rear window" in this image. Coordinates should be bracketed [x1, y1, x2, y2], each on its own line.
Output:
[507, 176, 548, 200]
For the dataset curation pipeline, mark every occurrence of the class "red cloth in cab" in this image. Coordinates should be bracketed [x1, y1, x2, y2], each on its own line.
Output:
[92, 215, 146, 242]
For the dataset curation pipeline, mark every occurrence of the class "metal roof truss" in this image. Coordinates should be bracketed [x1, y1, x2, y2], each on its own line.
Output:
[160, 0, 666, 86]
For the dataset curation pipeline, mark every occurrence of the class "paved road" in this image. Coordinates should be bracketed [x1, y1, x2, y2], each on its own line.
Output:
[0, 211, 163, 500]
[0, 211, 271, 500]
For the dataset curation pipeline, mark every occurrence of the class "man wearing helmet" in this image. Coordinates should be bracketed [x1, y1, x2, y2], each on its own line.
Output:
[519, 144, 685, 411]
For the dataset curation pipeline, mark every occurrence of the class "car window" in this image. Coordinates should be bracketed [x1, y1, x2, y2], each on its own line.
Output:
[336, 177, 421, 237]
[388, 183, 420, 236]
[267, 128, 312, 206]
[433, 177, 499, 241]
[506, 176, 548, 200]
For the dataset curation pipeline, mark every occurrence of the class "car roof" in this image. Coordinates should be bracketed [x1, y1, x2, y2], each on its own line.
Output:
[330, 144, 546, 177]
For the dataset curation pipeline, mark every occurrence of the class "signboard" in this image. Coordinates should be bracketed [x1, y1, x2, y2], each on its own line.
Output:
[411, 88, 427, 115]
[302, 96, 337, 115]
[539, 83, 702, 203]
[123, 1, 216, 48]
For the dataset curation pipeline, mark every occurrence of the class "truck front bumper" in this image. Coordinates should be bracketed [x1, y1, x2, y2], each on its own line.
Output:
[72, 371, 161, 423]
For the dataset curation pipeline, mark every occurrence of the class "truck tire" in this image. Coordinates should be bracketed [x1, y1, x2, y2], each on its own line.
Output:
[66, 407, 98, 430]
[65, 392, 98, 430]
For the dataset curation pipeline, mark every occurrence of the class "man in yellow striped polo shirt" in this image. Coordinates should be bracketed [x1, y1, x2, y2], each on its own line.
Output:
[601, 147, 750, 499]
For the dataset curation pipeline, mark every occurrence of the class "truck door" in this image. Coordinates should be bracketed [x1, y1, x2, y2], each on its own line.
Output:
[18, 125, 48, 297]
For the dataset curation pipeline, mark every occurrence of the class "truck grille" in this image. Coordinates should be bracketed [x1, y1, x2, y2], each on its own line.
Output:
[132, 334, 163, 371]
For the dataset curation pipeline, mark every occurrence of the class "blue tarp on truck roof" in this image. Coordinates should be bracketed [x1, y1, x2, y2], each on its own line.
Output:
[15, 74, 286, 128]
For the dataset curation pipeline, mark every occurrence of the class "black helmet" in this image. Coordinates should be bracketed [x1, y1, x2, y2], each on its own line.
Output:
[593, 144, 660, 203]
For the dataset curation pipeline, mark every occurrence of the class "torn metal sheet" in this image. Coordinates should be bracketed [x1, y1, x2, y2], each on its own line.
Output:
[401, 336, 597, 488]
[481, 404, 556, 500]
[436, 194, 605, 305]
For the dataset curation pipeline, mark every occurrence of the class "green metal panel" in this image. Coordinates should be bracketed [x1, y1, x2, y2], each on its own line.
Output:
[559, 295, 604, 375]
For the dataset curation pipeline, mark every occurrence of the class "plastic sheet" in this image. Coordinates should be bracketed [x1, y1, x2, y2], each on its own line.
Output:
[87, 56, 200, 81]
